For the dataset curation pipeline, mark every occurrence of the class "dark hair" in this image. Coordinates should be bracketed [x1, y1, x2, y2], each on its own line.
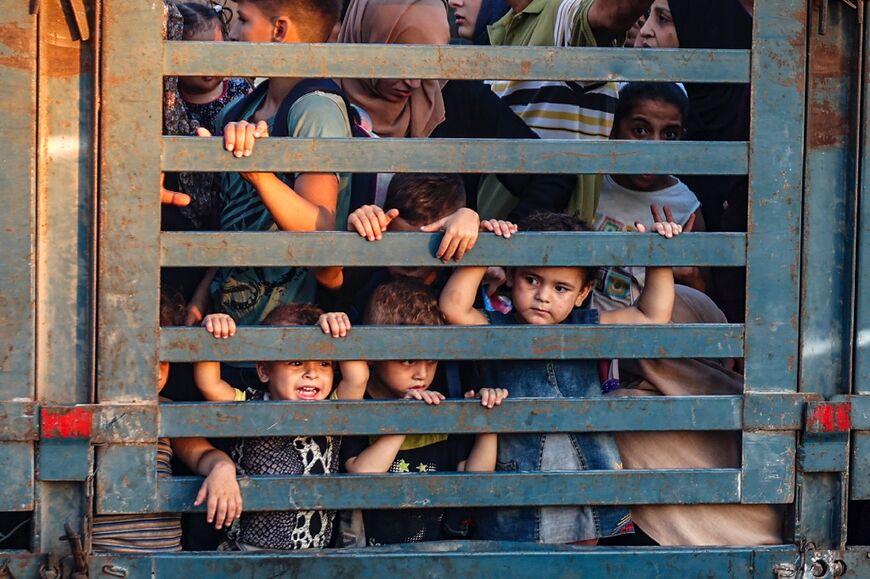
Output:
[384, 174, 466, 225]
[177, 2, 227, 39]
[159, 290, 186, 327]
[247, 0, 342, 42]
[612, 82, 689, 137]
[364, 279, 445, 326]
[263, 303, 324, 326]
[517, 211, 598, 286]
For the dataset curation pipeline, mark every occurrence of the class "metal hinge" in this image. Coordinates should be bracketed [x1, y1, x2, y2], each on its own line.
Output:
[59, 523, 89, 579]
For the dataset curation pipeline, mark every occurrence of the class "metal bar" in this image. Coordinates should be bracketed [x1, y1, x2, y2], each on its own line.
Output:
[851, 432, 870, 498]
[0, 401, 37, 441]
[0, 0, 37, 402]
[0, 443, 33, 510]
[856, 0, 870, 394]
[159, 324, 744, 362]
[151, 469, 742, 513]
[163, 42, 752, 83]
[93, 546, 801, 579]
[853, 393, 870, 428]
[96, 0, 162, 514]
[741, 0, 807, 507]
[159, 397, 744, 438]
[161, 231, 747, 268]
[162, 137, 749, 175]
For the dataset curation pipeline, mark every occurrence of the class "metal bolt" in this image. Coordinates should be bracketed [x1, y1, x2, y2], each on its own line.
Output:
[101, 565, 128, 578]
[811, 559, 828, 577]
[773, 563, 797, 578]
[831, 560, 847, 577]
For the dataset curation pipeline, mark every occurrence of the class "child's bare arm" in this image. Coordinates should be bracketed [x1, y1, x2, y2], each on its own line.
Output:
[194, 314, 240, 401]
[458, 388, 508, 471]
[185, 267, 218, 326]
[344, 435, 407, 473]
[440, 267, 490, 326]
[171, 437, 242, 530]
[318, 312, 369, 400]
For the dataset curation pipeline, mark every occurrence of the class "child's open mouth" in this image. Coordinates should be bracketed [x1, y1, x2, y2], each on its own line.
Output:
[296, 385, 321, 400]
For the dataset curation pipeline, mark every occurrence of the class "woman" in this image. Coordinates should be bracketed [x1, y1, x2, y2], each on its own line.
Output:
[449, 0, 510, 45]
[337, 0, 576, 219]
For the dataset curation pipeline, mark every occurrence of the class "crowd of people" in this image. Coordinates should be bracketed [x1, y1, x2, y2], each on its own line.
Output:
[97, 0, 789, 554]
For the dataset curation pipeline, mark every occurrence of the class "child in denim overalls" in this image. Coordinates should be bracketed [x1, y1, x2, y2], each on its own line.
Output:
[440, 210, 684, 543]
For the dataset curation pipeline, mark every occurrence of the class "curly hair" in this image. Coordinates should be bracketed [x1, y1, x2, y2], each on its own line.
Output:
[263, 303, 324, 326]
[159, 290, 187, 327]
[516, 211, 599, 287]
[363, 279, 445, 326]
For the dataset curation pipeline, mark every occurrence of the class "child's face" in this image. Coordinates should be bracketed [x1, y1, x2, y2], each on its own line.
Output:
[158, 362, 170, 394]
[635, 0, 679, 49]
[508, 267, 591, 325]
[256, 360, 334, 401]
[386, 216, 438, 285]
[373, 360, 439, 399]
[612, 99, 684, 191]
[230, 1, 280, 43]
[179, 24, 224, 96]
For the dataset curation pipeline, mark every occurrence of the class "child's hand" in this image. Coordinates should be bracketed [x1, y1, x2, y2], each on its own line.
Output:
[318, 312, 351, 338]
[160, 173, 191, 207]
[420, 208, 481, 262]
[483, 266, 508, 297]
[348, 205, 400, 241]
[194, 461, 242, 530]
[636, 204, 695, 238]
[202, 314, 236, 339]
[404, 389, 446, 405]
[216, 120, 269, 159]
[480, 219, 518, 238]
[465, 388, 509, 408]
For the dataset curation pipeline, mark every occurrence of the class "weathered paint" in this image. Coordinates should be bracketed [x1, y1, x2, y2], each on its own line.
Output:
[164, 42, 751, 83]
[163, 137, 748, 175]
[40, 407, 93, 438]
[159, 324, 744, 362]
[158, 397, 744, 438]
[161, 231, 748, 268]
[805, 401, 852, 433]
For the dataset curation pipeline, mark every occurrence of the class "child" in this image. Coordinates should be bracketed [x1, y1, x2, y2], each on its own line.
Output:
[439, 211, 682, 545]
[186, 0, 351, 330]
[92, 292, 242, 553]
[329, 173, 516, 321]
[176, 2, 252, 135]
[594, 82, 704, 310]
[195, 304, 368, 550]
[338, 279, 508, 546]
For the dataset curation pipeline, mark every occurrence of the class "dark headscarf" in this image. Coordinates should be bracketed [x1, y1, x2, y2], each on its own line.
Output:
[667, 0, 752, 142]
[473, 0, 510, 45]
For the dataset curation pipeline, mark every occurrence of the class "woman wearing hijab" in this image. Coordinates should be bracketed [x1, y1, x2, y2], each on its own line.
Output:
[449, 0, 511, 45]
[337, 0, 576, 218]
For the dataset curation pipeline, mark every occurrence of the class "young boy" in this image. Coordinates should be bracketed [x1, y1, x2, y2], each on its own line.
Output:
[186, 0, 351, 329]
[338, 279, 508, 546]
[439, 211, 681, 545]
[195, 305, 368, 550]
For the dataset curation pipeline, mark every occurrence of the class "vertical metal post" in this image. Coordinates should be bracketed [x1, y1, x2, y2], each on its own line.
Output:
[0, 0, 37, 515]
[95, 0, 163, 513]
[794, 0, 859, 550]
[742, 0, 807, 503]
[32, 0, 99, 553]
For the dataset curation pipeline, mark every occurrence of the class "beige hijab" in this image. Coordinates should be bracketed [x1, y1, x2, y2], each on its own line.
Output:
[338, 0, 449, 137]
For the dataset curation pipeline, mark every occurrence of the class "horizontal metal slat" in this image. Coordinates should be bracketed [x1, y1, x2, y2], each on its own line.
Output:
[0, 400, 36, 441]
[134, 547, 798, 578]
[156, 469, 740, 512]
[159, 397, 743, 438]
[161, 231, 747, 268]
[159, 324, 744, 362]
[161, 137, 749, 174]
[164, 42, 751, 83]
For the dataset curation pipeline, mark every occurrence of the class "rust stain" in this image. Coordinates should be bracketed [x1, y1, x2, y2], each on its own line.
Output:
[807, 101, 847, 148]
[0, 22, 33, 70]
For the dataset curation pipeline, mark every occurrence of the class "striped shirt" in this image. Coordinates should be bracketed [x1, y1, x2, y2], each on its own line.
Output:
[479, 0, 619, 222]
[91, 439, 182, 553]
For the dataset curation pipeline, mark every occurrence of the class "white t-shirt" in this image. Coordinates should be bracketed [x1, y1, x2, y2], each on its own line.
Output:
[591, 175, 700, 310]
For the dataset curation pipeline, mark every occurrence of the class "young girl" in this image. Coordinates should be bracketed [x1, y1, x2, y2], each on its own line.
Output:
[176, 2, 252, 134]
[593, 82, 705, 311]
[439, 212, 683, 545]
[92, 292, 242, 553]
[195, 305, 368, 550]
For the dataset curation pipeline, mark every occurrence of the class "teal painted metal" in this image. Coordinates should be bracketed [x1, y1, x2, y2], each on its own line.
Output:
[163, 137, 748, 174]
[164, 42, 751, 83]
[159, 324, 743, 362]
[159, 397, 743, 438]
[0, 443, 33, 511]
[161, 231, 747, 268]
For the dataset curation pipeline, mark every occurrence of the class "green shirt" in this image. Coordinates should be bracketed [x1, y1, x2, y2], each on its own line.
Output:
[212, 88, 352, 326]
